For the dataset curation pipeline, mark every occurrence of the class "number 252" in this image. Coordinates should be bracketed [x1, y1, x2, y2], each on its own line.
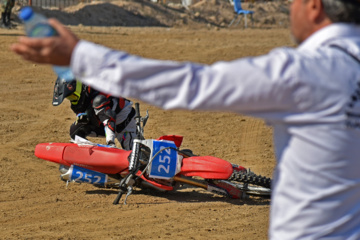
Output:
[158, 148, 171, 174]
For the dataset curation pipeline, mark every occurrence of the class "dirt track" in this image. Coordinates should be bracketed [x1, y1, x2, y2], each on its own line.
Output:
[0, 21, 293, 239]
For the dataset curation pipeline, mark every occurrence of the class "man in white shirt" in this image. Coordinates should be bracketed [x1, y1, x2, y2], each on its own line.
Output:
[11, 0, 360, 239]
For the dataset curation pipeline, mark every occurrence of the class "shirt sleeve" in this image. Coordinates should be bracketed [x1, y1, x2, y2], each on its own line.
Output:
[71, 40, 309, 118]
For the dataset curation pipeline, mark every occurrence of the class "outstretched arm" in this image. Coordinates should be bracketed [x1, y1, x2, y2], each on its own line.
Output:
[11, 17, 301, 118]
[10, 18, 79, 66]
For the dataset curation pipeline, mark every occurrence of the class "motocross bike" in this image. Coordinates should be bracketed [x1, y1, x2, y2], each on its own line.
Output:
[34, 103, 272, 205]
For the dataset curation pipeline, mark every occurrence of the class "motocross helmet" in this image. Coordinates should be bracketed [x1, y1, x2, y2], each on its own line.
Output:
[52, 77, 82, 106]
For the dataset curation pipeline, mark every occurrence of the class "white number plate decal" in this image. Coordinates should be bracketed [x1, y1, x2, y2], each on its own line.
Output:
[70, 165, 107, 185]
[149, 140, 178, 179]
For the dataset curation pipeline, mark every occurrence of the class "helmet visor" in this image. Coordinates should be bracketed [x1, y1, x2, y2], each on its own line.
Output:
[52, 78, 78, 106]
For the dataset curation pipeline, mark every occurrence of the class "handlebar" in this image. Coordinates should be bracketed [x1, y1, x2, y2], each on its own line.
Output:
[112, 174, 135, 205]
[129, 103, 142, 173]
[135, 103, 140, 120]
[113, 102, 145, 205]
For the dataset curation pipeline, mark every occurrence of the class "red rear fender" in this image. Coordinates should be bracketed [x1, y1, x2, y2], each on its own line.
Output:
[35, 143, 72, 164]
[35, 143, 131, 174]
[180, 156, 233, 179]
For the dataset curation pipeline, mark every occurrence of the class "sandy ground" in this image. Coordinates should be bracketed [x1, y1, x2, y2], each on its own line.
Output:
[0, 2, 294, 239]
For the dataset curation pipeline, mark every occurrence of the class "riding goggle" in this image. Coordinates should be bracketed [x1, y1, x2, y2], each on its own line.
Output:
[66, 81, 82, 105]
[66, 91, 81, 102]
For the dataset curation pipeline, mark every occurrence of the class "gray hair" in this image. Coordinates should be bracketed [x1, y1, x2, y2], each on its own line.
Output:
[322, 0, 360, 23]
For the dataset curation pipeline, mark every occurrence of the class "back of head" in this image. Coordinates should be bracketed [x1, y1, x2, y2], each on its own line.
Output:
[322, 0, 360, 24]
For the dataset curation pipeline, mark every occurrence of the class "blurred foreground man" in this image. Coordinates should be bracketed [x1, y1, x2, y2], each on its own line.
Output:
[11, 0, 360, 239]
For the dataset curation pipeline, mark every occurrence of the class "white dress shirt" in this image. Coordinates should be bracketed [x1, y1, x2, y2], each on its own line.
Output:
[71, 23, 360, 239]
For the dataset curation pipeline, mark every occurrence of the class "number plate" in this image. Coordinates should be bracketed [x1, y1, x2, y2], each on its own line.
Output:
[70, 165, 108, 186]
[149, 140, 178, 179]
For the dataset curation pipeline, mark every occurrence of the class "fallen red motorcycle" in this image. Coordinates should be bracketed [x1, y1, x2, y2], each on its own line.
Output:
[35, 103, 271, 205]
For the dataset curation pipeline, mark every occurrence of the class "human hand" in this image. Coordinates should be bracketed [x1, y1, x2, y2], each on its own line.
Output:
[76, 113, 89, 125]
[10, 18, 79, 66]
[107, 141, 116, 148]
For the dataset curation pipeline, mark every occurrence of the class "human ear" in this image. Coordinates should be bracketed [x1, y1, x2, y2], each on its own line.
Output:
[307, 0, 327, 24]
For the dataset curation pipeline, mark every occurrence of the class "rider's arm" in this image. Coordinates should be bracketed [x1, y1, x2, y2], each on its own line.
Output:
[92, 94, 116, 146]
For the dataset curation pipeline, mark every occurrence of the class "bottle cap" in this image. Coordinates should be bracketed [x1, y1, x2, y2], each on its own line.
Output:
[19, 7, 33, 21]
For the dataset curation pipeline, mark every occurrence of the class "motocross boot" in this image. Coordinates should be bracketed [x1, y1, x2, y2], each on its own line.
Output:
[1, 12, 6, 27]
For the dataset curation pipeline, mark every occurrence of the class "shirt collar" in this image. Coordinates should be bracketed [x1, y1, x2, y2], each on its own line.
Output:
[298, 23, 360, 51]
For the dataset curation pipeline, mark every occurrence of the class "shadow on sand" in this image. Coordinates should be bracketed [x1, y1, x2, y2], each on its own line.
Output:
[86, 185, 271, 206]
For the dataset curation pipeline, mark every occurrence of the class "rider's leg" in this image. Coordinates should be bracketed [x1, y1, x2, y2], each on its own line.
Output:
[69, 121, 105, 140]
[116, 121, 136, 150]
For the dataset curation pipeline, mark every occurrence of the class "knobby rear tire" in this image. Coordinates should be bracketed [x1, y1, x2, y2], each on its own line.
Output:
[228, 170, 272, 189]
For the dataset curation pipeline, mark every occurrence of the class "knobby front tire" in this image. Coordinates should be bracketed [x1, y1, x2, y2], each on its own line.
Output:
[228, 170, 272, 189]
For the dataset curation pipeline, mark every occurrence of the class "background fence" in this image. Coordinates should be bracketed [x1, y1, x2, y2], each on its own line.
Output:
[16, 0, 264, 10]
[18, 0, 92, 9]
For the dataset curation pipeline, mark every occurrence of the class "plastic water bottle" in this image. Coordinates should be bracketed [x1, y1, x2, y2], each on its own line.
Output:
[19, 7, 74, 80]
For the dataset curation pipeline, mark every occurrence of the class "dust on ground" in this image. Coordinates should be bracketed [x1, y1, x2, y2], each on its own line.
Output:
[1, 1, 293, 239]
